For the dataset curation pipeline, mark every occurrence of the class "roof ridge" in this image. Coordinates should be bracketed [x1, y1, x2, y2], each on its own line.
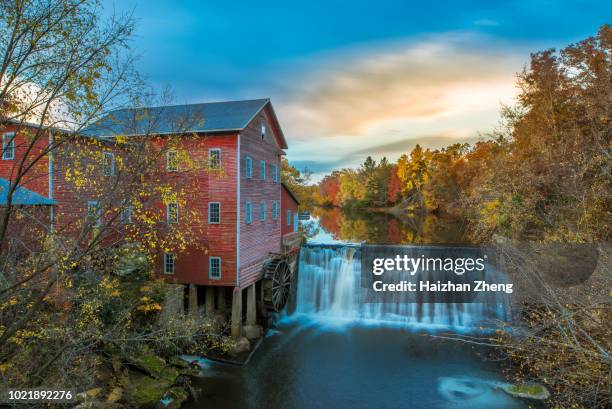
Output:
[109, 98, 270, 114]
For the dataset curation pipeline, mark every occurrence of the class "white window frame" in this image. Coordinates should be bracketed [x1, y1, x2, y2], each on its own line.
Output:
[120, 202, 133, 224]
[272, 201, 278, 220]
[209, 256, 221, 280]
[102, 152, 115, 176]
[208, 202, 220, 224]
[260, 160, 266, 180]
[2, 132, 15, 160]
[164, 253, 175, 274]
[166, 149, 179, 171]
[209, 148, 221, 169]
[260, 201, 266, 222]
[287, 209, 291, 226]
[87, 200, 101, 226]
[166, 202, 179, 224]
[245, 201, 252, 224]
[261, 123, 266, 139]
[245, 156, 253, 178]
[272, 163, 278, 183]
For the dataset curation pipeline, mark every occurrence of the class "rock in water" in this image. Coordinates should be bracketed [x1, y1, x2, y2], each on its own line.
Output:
[501, 382, 550, 400]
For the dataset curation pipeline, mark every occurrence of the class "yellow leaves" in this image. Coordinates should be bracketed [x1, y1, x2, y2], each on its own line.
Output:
[136, 303, 162, 313]
[480, 198, 501, 226]
[100, 276, 118, 290]
[0, 362, 12, 374]
[9, 329, 44, 346]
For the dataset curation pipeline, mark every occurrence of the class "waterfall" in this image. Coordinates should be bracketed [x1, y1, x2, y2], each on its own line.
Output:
[293, 245, 510, 331]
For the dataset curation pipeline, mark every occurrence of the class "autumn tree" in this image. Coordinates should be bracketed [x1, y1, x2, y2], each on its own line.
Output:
[0, 0, 217, 391]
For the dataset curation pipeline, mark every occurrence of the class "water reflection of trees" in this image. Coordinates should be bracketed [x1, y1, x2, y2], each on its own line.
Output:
[311, 207, 468, 244]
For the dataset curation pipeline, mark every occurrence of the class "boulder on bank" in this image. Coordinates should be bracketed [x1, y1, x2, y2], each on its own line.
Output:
[227, 336, 250, 357]
[126, 353, 167, 378]
[124, 373, 174, 408]
[243, 324, 263, 340]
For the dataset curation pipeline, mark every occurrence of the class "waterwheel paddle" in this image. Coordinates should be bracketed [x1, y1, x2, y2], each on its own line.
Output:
[262, 257, 292, 312]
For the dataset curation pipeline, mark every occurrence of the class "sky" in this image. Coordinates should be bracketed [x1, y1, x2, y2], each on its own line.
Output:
[103, 0, 610, 179]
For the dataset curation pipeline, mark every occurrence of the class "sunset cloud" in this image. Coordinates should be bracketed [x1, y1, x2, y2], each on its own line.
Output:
[262, 32, 524, 176]
[273, 33, 521, 139]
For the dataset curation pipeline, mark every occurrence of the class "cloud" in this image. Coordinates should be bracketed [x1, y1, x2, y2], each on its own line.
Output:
[349, 133, 483, 158]
[270, 32, 521, 140]
[290, 133, 486, 179]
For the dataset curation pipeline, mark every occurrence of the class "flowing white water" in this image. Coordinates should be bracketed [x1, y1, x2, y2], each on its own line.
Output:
[294, 245, 510, 331]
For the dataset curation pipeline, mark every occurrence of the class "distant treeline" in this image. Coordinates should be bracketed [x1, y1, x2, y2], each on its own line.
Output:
[302, 25, 611, 243]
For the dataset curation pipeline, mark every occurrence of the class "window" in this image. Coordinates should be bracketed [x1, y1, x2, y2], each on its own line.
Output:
[2, 132, 15, 160]
[245, 156, 252, 178]
[272, 163, 278, 183]
[209, 148, 221, 169]
[260, 160, 266, 180]
[164, 253, 175, 274]
[167, 202, 179, 224]
[120, 203, 132, 224]
[261, 124, 266, 139]
[272, 201, 278, 220]
[87, 200, 101, 226]
[287, 209, 291, 226]
[245, 201, 252, 224]
[260, 201, 266, 221]
[166, 150, 178, 171]
[102, 152, 114, 176]
[208, 202, 220, 224]
[209, 257, 221, 280]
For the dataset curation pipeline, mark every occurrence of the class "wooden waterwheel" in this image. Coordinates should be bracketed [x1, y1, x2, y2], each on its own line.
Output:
[262, 257, 292, 312]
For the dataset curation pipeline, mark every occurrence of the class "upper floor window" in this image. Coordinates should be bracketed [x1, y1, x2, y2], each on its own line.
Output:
[245, 201, 252, 224]
[166, 149, 178, 171]
[272, 163, 278, 183]
[209, 256, 221, 280]
[208, 202, 220, 224]
[120, 202, 133, 224]
[87, 200, 101, 226]
[245, 156, 253, 178]
[287, 209, 291, 227]
[209, 148, 221, 169]
[2, 132, 15, 160]
[272, 201, 278, 220]
[102, 152, 115, 176]
[261, 124, 266, 139]
[167, 202, 179, 224]
[260, 201, 266, 221]
[164, 253, 175, 274]
[260, 160, 266, 180]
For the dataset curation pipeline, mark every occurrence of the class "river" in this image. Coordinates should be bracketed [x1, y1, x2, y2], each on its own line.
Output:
[184, 209, 526, 409]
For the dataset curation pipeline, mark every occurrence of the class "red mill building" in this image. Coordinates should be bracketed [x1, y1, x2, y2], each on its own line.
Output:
[1, 99, 301, 338]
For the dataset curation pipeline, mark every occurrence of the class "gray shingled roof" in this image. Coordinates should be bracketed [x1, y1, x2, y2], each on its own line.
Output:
[0, 178, 55, 206]
[83, 98, 277, 138]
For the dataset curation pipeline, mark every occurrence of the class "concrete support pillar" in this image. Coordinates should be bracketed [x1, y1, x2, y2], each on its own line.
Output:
[205, 286, 215, 315]
[188, 284, 198, 317]
[231, 287, 243, 338]
[246, 284, 257, 326]
[217, 287, 227, 312]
